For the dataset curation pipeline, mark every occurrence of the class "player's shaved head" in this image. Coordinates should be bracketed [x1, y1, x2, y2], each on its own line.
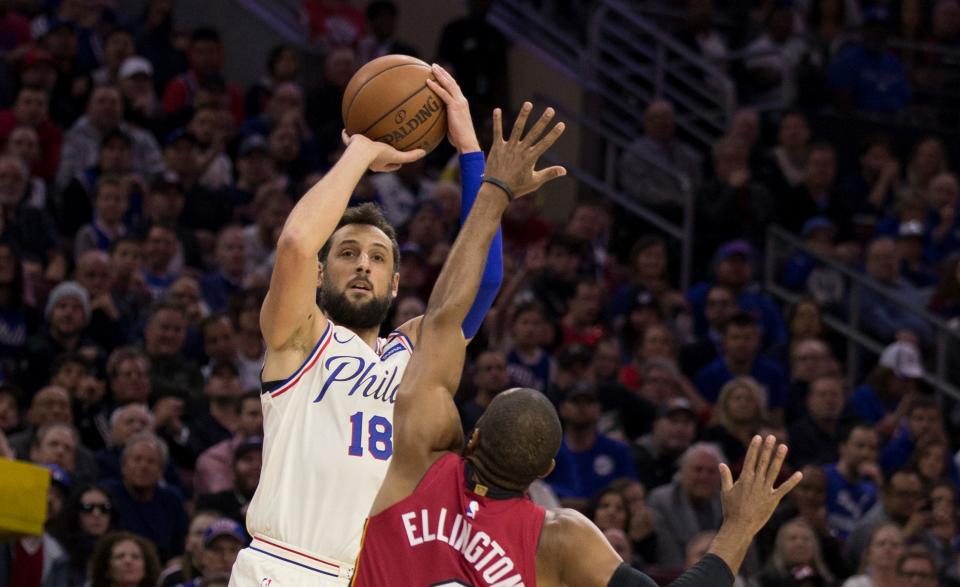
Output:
[470, 388, 561, 489]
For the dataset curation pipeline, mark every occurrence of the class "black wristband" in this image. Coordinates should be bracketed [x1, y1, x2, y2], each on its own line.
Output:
[608, 563, 658, 587]
[481, 176, 515, 202]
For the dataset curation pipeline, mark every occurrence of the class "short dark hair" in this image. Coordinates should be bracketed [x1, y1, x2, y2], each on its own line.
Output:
[197, 74, 226, 94]
[475, 388, 562, 488]
[896, 545, 936, 576]
[209, 360, 239, 379]
[511, 301, 546, 323]
[546, 233, 585, 256]
[110, 235, 141, 253]
[860, 133, 893, 157]
[95, 175, 128, 199]
[106, 346, 148, 379]
[0, 383, 23, 406]
[839, 423, 876, 445]
[148, 299, 186, 321]
[629, 235, 667, 265]
[318, 203, 400, 273]
[906, 396, 938, 417]
[809, 141, 836, 157]
[99, 128, 132, 149]
[191, 26, 222, 45]
[17, 84, 48, 99]
[885, 467, 921, 487]
[267, 44, 296, 74]
[200, 313, 231, 337]
[366, 0, 397, 20]
[723, 311, 758, 334]
[51, 351, 89, 375]
[236, 390, 260, 414]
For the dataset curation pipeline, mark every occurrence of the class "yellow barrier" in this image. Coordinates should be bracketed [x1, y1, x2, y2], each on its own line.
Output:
[0, 459, 50, 540]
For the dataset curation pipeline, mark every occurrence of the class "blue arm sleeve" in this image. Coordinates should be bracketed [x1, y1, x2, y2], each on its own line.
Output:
[459, 151, 503, 339]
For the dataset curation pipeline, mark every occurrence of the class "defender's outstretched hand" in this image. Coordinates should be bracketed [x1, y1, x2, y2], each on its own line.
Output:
[341, 130, 427, 173]
[485, 101, 566, 199]
[720, 435, 803, 535]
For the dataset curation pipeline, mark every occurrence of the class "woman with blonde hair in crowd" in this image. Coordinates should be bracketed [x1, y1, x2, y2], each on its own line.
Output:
[753, 518, 836, 587]
[841, 523, 904, 587]
[703, 376, 767, 464]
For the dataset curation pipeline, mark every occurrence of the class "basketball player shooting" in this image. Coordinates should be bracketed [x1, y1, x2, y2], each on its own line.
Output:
[231, 65, 503, 586]
[351, 103, 805, 587]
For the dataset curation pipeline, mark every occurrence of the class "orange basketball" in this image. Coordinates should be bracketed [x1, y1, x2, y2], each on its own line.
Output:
[341, 54, 447, 155]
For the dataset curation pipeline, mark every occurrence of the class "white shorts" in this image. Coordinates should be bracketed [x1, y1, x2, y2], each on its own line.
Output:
[229, 535, 354, 586]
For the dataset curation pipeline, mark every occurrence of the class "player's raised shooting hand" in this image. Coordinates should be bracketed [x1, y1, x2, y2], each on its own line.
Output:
[484, 102, 566, 199]
[719, 435, 803, 536]
[426, 64, 480, 154]
[342, 130, 427, 173]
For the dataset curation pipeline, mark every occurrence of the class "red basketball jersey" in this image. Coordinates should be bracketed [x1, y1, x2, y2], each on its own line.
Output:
[353, 453, 545, 587]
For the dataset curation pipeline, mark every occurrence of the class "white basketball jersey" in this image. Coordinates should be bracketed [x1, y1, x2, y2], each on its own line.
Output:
[246, 320, 412, 562]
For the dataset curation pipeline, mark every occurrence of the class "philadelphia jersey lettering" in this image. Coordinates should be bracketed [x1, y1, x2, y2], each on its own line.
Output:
[246, 321, 413, 564]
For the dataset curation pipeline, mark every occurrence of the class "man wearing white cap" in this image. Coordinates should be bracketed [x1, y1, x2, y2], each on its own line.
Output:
[118, 56, 163, 139]
[850, 340, 924, 435]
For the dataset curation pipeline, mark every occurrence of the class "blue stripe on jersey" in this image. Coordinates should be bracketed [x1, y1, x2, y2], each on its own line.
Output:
[261, 321, 332, 393]
[249, 547, 339, 577]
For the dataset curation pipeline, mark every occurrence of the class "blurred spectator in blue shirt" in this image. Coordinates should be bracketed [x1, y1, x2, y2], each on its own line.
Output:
[823, 425, 881, 540]
[828, 7, 911, 115]
[694, 312, 788, 419]
[688, 240, 787, 351]
[546, 381, 637, 507]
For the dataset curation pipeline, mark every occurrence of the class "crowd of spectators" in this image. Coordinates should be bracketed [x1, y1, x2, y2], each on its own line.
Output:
[0, 0, 958, 586]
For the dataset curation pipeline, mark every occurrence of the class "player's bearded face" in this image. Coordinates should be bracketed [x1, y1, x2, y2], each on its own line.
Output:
[320, 275, 394, 329]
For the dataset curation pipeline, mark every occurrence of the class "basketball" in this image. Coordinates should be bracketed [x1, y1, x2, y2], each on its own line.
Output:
[341, 54, 448, 155]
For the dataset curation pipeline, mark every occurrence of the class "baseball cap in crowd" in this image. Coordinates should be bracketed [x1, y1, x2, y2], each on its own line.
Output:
[400, 242, 425, 261]
[150, 170, 182, 191]
[862, 6, 891, 25]
[203, 518, 247, 547]
[629, 289, 660, 312]
[801, 216, 835, 239]
[562, 381, 597, 403]
[879, 341, 924, 379]
[238, 134, 269, 157]
[657, 397, 695, 419]
[32, 16, 76, 39]
[556, 344, 593, 371]
[17, 48, 54, 71]
[41, 463, 71, 492]
[164, 128, 199, 149]
[712, 240, 754, 267]
[898, 220, 925, 239]
[118, 56, 153, 80]
[790, 564, 825, 586]
[234, 436, 263, 461]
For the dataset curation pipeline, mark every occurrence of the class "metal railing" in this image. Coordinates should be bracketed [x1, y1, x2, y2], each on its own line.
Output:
[488, 0, 731, 290]
[765, 226, 960, 401]
[587, 0, 735, 150]
[490, 0, 736, 146]
[231, 0, 323, 52]
[533, 95, 696, 290]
